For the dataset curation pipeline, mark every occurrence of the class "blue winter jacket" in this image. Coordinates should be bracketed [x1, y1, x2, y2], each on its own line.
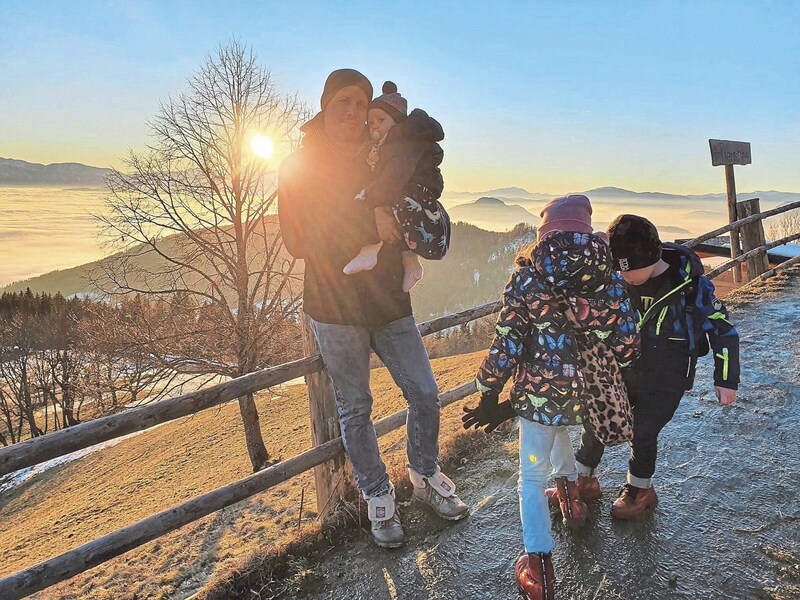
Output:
[630, 243, 740, 392]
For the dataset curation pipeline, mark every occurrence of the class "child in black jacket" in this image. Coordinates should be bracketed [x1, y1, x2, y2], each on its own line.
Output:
[343, 82, 450, 292]
[574, 214, 740, 520]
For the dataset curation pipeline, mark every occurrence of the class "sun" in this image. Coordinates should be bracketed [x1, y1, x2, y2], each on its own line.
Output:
[250, 134, 274, 159]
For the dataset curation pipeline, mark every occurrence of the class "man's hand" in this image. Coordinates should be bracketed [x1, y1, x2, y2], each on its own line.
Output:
[375, 207, 401, 244]
[715, 386, 737, 406]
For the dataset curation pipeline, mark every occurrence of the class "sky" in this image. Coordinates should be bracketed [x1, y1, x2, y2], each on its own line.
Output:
[1, 0, 799, 195]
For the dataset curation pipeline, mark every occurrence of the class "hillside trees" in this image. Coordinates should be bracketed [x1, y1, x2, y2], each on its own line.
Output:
[767, 211, 800, 242]
[95, 42, 306, 471]
[0, 291, 89, 444]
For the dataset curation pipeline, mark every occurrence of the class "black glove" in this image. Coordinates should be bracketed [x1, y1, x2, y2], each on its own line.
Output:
[462, 392, 516, 433]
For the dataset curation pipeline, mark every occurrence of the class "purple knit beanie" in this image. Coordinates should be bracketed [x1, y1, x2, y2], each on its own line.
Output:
[537, 194, 594, 241]
[369, 81, 408, 123]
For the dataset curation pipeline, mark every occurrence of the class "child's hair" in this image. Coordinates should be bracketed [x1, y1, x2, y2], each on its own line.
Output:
[515, 244, 536, 268]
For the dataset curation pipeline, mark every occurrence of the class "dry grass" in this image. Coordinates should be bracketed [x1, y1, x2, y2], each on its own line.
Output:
[724, 263, 800, 309]
[759, 545, 800, 600]
[0, 351, 486, 599]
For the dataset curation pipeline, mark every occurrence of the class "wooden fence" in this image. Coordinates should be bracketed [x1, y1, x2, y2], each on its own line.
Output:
[0, 199, 798, 599]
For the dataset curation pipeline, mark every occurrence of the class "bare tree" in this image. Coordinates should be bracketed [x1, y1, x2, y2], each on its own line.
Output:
[94, 41, 306, 471]
[767, 210, 800, 242]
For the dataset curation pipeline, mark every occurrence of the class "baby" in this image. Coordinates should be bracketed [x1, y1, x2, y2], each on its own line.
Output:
[343, 81, 450, 292]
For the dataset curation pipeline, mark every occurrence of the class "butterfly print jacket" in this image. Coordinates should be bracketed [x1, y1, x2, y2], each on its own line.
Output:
[475, 231, 639, 427]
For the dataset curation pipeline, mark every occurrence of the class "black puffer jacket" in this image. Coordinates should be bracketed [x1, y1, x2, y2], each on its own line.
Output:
[278, 113, 412, 327]
[364, 108, 445, 209]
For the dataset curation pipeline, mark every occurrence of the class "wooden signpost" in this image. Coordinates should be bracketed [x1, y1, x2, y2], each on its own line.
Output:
[709, 139, 751, 283]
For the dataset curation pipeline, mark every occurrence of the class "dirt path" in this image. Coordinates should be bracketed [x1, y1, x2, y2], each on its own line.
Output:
[279, 273, 800, 600]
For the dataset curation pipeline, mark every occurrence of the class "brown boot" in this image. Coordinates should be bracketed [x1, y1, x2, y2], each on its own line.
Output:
[611, 484, 658, 520]
[546, 474, 601, 507]
[555, 477, 589, 528]
[576, 474, 601, 503]
[515, 552, 556, 600]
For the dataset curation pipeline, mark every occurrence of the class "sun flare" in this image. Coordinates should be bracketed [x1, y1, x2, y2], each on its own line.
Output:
[250, 134, 274, 159]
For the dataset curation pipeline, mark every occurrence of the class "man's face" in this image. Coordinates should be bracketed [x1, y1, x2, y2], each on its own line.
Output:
[619, 263, 656, 286]
[368, 108, 396, 144]
[323, 85, 368, 144]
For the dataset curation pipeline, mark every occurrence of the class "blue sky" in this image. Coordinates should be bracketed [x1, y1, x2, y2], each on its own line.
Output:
[1, 0, 798, 194]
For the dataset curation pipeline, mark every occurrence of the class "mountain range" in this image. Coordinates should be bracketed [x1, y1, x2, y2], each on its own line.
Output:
[0, 158, 111, 187]
[443, 185, 800, 205]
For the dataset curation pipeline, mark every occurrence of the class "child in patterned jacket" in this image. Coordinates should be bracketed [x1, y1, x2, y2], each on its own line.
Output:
[463, 195, 639, 600]
[343, 81, 450, 292]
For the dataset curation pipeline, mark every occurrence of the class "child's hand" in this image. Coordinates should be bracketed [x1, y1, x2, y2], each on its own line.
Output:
[715, 386, 737, 406]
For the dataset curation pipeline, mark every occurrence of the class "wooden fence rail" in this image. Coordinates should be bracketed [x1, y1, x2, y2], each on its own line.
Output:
[684, 200, 800, 247]
[1, 198, 798, 598]
[0, 382, 477, 600]
[705, 231, 800, 280]
[0, 303, 501, 479]
[0, 356, 324, 478]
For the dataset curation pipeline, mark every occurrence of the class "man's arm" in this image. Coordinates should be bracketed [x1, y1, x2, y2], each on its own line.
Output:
[277, 159, 307, 259]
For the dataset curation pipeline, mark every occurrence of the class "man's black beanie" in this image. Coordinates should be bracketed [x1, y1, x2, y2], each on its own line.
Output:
[320, 69, 373, 111]
[607, 214, 663, 272]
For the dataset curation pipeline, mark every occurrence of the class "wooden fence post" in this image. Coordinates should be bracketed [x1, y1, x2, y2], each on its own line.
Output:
[709, 139, 752, 284]
[736, 198, 770, 280]
[724, 164, 744, 283]
[301, 313, 345, 520]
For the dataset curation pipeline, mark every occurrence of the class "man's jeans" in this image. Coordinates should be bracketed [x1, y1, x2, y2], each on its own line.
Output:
[311, 316, 441, 497]
[575, 387, 684, 487]
[519, 419, 577, 553]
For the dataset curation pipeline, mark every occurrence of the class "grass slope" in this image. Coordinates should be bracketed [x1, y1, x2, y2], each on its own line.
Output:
[0, 352, 485, 599]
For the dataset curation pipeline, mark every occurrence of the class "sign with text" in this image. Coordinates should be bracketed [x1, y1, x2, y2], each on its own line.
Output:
[709, 139, 752, 167]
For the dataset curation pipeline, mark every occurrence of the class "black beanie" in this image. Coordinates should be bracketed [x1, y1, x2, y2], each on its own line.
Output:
[607, 214, 663, 272]
[320, 69, 373, 111]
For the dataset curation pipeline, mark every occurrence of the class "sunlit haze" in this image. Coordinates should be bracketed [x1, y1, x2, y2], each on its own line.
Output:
[2, 1, 799, 194]
[250, 134, 274, 160]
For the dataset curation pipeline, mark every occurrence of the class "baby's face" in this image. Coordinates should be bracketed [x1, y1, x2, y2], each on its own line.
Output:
[368, 108, 396, 144]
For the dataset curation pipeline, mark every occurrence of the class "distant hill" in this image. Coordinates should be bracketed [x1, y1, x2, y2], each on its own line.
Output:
[446, 187, 535, 198]
[448, 197, 537, 232]
[0, 216, 293, 302]
[0, 158, 111, 187]
[413, 222, 537, 319]
[1, 220, 538, 321]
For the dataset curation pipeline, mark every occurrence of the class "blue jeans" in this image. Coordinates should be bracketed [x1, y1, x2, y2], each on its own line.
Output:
[311, 316, 441, 497]
[518, 418, 577, 553]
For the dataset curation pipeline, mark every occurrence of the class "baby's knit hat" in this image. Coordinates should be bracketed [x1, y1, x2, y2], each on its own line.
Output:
[607, 214, 663, 272]
[537, 194, 594, 241]
[369, 81, 408, 123]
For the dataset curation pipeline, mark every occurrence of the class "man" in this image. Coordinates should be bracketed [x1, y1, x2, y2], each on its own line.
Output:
[278, 69, 468, 548]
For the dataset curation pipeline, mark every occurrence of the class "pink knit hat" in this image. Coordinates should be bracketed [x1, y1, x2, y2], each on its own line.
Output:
[537, 194, 593, 241]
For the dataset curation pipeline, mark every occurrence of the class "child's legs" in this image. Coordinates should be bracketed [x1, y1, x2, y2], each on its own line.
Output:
[393, 183, 449, 260]
[400, 250, 424, 292]
[518, 418, 556, 554]
[628, 388, 684, 487]
[550, 426, 578, 480]
[575, 422, 607, 476]
[353, 195, 381, 246]
[343, 242, 383, 275]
